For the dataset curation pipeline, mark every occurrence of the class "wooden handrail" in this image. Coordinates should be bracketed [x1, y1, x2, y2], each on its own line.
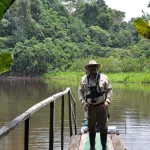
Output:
[70, 91, 77, 135]
[0, 87, 70, 138]
[0, 87, 77, 150]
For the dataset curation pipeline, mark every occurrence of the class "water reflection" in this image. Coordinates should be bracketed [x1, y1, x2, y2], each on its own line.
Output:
[109, 83, 150, 150]
[0, 78, 150, 150]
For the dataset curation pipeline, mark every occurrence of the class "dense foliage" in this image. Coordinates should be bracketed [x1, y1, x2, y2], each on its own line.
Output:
[0, 0, 149, 76]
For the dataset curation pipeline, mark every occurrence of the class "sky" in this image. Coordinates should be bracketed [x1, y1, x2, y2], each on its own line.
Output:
[105, 0, 150, 21]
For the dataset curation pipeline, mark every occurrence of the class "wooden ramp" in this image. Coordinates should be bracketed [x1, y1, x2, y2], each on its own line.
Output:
[67, 133, 126, 150]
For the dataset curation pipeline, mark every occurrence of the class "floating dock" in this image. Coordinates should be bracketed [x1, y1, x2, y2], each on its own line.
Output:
[67, 133, 126, 150]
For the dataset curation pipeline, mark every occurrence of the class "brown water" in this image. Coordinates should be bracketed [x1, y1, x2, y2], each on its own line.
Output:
[0, 78, 150, 150]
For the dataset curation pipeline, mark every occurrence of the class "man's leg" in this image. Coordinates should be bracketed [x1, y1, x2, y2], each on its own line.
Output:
[96, 105, 108, 150]
[100, 129, 108, 150]
[89, 132, 96, 150]
[88, 106, 96, 150]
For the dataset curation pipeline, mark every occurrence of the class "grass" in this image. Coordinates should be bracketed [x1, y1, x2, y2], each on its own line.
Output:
[43, 71, 150, 83]
[107, 72, 150, 83]
[43, 71, 85, 81]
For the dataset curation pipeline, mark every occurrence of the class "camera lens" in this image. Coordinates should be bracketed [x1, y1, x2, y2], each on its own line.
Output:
[91, 99, 96, 103]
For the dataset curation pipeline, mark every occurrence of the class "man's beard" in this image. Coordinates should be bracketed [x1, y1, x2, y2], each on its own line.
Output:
[89, 70, 97, 76]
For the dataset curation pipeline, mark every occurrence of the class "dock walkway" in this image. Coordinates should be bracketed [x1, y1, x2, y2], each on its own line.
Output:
[68, 133, 126, 150]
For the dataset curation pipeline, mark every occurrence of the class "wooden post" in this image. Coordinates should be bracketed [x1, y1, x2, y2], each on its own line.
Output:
[74, 102, 77, 135]
[68, 90, 73, 137]
[61, 95, 64, 150]
[49, 102, 54, 150]
[24, 118, 29, 150]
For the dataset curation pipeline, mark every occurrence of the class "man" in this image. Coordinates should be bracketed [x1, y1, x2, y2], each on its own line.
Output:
[78, 60, 113, 150]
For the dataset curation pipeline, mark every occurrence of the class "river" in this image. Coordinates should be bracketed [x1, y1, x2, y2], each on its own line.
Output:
[0, 78, 150, 150]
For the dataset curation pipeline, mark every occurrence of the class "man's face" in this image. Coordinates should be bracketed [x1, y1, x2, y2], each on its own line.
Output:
[88, 65, 98, 75]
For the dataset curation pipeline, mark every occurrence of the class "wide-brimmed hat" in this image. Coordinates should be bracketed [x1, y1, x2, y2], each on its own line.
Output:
[85, 60, 101, 70]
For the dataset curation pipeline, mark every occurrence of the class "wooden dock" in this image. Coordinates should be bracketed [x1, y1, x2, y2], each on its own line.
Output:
[67, 133, 126, 150]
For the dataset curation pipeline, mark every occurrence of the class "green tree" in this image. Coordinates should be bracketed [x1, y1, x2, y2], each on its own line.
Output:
[89, 26, 111, 46]
[136, 39, 150, 58]
[68, 17, 88, 42]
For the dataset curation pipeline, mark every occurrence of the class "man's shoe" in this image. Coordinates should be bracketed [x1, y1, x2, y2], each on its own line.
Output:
[89, 147, 95, 150]
[102, 146, 108, 150]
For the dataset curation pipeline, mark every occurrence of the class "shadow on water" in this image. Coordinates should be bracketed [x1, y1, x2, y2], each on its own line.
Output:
[0, 78, 150, 150]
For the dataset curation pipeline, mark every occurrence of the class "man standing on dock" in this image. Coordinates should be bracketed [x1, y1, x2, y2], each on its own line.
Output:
[78, 60, 113, 150]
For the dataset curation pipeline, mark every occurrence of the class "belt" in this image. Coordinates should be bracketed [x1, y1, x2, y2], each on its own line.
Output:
[89, 102, 104, 106]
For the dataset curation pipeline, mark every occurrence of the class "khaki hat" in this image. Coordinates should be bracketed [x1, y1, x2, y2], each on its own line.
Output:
[85, 60, 101, 70]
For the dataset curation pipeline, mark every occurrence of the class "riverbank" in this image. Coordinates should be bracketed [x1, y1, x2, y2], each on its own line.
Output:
[43, 71, 150, 83]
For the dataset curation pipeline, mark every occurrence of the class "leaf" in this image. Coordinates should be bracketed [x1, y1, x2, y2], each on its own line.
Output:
[0, 52, 14, 74]
[0, 0, 16, 21]
[134, 18, 150, 39]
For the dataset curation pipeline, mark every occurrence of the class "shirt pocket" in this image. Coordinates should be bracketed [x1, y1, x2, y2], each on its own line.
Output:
[99, 79, 106, 91]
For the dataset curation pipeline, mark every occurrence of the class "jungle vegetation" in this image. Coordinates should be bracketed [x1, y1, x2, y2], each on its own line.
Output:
[0, 0, 15, 74]
[0, 0, 149, 76]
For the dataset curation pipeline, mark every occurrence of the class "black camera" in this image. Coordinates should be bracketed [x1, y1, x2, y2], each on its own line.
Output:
[91, 99, 96, 103]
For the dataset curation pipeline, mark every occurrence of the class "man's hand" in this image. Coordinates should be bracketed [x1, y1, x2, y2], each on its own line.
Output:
[103, 101, 109, 109]
[82, 101, 89, 111]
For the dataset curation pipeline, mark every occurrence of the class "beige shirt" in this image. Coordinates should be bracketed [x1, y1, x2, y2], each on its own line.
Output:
[78, 73, 113, 105]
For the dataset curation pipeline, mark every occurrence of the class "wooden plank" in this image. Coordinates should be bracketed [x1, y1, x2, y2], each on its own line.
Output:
[68, 134, 126, 150]
[79, 134, 87, 150]
[68, 134, 115, 150]
[108, 135, 114, 150]
[67, 135, 81, 150]
[109, 134, 127, 150]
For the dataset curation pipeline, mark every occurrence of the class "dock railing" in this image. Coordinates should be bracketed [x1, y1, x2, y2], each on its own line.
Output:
[0, 87, 77, 150]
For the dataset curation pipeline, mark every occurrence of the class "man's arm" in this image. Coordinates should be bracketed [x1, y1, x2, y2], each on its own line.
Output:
[105, 78, 113, 104]
[78, 80, 89, 111]
[78, 81, 86, 104]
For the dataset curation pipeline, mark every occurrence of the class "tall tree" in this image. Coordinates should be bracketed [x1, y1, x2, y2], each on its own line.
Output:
[73, 0, 125, 30]
[14, 0, 32, 40]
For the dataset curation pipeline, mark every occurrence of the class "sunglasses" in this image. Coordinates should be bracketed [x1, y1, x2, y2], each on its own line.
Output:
[88, 65, 98, 68]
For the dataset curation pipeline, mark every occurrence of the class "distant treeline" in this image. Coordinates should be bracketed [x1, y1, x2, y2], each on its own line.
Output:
[0, 0, 149, 76]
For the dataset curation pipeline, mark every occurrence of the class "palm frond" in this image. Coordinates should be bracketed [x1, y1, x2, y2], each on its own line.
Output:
[0, 0, 15, 21]
[0, 52, 14, 74]
[134, 18, 150, 39]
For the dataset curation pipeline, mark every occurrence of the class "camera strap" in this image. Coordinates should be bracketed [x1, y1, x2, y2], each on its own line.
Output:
[87, 73, 100, 85]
